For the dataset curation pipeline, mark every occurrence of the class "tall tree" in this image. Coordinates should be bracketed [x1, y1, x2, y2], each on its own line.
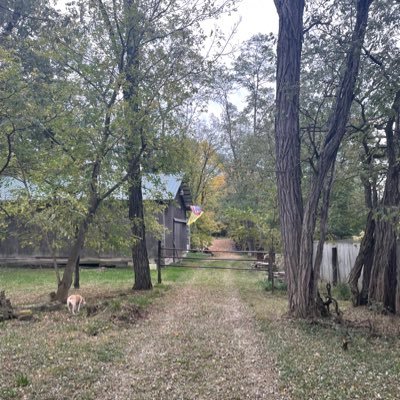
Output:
[367, 90, 400, 312]
[274, 0, 373, 317]
[95, 0, 233, 289]
[1, 0, 235, 299]
[347, 0, 400, 313]
[274, 0, 305, 314]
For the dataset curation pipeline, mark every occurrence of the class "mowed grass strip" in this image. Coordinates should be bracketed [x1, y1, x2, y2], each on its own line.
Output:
[0, 266, 194, 306]
[235, 272, 400, 400]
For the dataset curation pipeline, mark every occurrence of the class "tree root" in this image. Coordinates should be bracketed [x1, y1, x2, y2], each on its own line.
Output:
[316, 283, 342, 320]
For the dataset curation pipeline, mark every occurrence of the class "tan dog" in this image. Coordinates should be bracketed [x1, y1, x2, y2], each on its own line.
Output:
[67, 294, 86, 314]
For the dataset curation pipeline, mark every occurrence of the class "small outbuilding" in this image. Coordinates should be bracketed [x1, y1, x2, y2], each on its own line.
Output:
[0, 174, 192, 266]
[142, 174, 192, 261]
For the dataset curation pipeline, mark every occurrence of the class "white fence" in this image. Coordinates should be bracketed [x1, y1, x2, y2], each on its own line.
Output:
[314, 240, 360, 283]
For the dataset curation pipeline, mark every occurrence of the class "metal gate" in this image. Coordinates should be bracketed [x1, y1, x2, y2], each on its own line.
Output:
[156, 241, 277, 285]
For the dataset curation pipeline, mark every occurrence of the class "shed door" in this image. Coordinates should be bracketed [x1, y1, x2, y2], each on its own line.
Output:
[173, 218, 187, 259]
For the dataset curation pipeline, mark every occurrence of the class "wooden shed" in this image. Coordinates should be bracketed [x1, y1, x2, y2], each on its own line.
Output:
[0, 174, 192, 265]
[142, 174, 192, 261]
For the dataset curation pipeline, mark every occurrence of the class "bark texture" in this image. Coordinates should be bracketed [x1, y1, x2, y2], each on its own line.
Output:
[348, 138, 377, 306]
[348, 210, 375, 305]
[274, 0, 373, 317]
[274, 0, 305, 314]
[123, 0, 152, 290]
[313, 164, 335, 293]
[56, 198, 99, 302]
[367, 90, 400, 312]
[129, 168, 152, 290]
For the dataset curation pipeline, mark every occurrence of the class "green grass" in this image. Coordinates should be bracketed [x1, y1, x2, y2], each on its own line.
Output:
[0, 265, 194, 306]
[235, 272, 400, 400]
[15, 374, 29, 388]
[2, 262, 400, 400]
[0, 265, 188, 287]
[262, 277, 287, 292]
[0, 264, 196, 399]
[159, 265, 196, 282]
[0, 267, 133, 303]
[332, 282, 352, 301]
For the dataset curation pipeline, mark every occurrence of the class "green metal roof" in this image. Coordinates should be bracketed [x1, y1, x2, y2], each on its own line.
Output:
[0, 174, 192, 208]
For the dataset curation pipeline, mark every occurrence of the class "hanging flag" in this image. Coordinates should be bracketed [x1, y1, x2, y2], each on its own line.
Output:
[187, 205, 204, 226]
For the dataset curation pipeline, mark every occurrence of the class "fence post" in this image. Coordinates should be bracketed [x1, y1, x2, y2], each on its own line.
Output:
[157, 240, 162, 284]
[332, 247, 338, 286]
[268, 262, 274, 292]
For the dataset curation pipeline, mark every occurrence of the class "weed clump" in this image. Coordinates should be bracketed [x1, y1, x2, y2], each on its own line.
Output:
[332, 283, 351, 301]
[15, 373, 29, 387]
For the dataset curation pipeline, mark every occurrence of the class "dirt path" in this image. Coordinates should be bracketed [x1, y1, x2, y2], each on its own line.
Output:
[209, 238, 241, 259]
[93, 269, 286, 399]
[208, 238, 237, 253]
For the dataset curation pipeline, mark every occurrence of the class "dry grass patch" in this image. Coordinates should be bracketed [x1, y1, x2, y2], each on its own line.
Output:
[3, 264, 400, 400]
[0, 266, 193, 400]
[0, 295, 149, 400]
[236, 273, 400, 400]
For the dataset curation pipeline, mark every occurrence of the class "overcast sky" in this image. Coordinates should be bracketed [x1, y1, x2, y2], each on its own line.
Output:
[233, 0, 278, 40]
[206, 0, 278, 113]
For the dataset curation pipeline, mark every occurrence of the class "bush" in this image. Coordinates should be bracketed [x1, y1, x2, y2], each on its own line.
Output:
[332, 282, 351, 301]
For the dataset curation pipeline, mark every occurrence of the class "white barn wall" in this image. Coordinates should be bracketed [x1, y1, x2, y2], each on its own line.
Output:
[313, 241, 360, 283]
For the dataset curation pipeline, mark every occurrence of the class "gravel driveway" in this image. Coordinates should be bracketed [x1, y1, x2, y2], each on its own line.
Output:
[92, 269, 287, 399]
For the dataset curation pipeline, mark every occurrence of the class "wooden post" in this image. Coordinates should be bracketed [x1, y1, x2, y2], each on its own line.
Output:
[172, 221, 176, 263]
[157, 240, 162, 284]
[332, 247, 338, 286]
[268, 263, 274, 292]
[74, 256, 80, 289]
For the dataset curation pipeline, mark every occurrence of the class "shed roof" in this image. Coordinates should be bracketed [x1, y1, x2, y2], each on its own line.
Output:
[142, 174, 192, 206]
[0, 174, 192, 208]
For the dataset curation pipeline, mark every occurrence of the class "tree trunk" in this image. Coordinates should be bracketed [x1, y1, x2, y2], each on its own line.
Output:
[56, 201, 98, 302]
[348, 136, 377, 306]
[129, 167, 152, 290]
[122, 0, 152, 290]
[368, 219, 397, 311]
[368, 90, 400, 313]
[274, 0, 305, 314]
[299, 0, 373, 317]
[274, 0, 373, 318]
[348, 210, 375, 305]
[396, 240, 400, 313]
[313, 164, 335, 299]
[74, 256, 80, 289]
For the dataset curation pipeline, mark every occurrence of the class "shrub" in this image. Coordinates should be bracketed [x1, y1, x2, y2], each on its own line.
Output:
[332, 282, 351, 301]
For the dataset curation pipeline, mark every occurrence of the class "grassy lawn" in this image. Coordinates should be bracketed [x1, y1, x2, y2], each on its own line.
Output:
[1, 262, 400, 399]
[235, 272, 400, 400]
[0, 266, 193, 306]
[0, 265, 194, 400]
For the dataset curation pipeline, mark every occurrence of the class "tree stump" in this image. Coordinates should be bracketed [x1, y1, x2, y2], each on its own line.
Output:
[0, 291, 16, 321]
